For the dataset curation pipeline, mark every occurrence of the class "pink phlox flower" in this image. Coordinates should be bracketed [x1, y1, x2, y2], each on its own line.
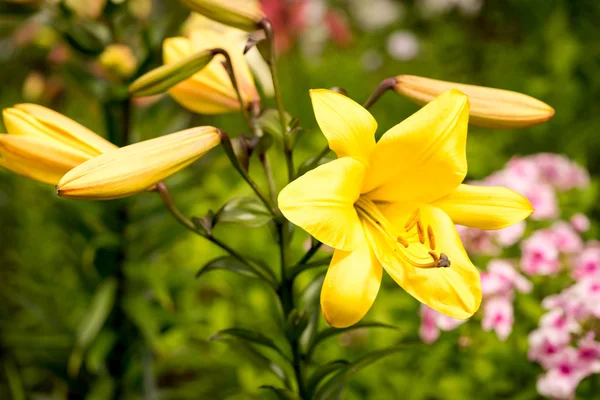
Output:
[521, 231, 561, 276]
[419, 305, 465, 344]
[528, 183, 559, 220]
[483, 259, 532, 297]
[547, 222, 583, 254]
[571, 245, 600, 281]
[577, 333, 600, 373]
[493, 221, 526, 247]
[528, 327, 571, 368]
[456, 225, 499, 255]
[540, 309, 580, 336]
[482, 296, 514, 341]
[536, 347, 589, 400]
[531, 153, 590, 191]
[570, 213, 590, 233]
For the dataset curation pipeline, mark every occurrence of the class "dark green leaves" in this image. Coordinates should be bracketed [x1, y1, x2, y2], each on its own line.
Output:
[68, 278, 117, 376]
[196, 255, 262, 279]
[311, 344, 419, 399]
[210, 328, 291, 363]
[306, 322, 398, 360]
[258, 109, 293, 139]
[214, 196, 272, 228]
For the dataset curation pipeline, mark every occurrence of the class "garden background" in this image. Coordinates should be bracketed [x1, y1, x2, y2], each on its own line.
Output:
[0, 0, 599, 399]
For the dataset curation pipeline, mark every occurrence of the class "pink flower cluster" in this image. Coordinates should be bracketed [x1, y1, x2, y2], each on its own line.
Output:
[419, 260, 531, 343]
[419, 153, 598, 399]
[529, 259, 600, 399]
[458, 153, 590, 256]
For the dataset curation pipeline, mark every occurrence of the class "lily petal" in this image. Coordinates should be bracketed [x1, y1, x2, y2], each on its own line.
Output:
[321, 244, 382, 328]
[310, 89, 377, 164]
[362, 90, 469, 204]
[432, 184, 534, 230]
[0, 135, 86, 184]
[364, 202, 481, 319]
[278, 157, 366, 251]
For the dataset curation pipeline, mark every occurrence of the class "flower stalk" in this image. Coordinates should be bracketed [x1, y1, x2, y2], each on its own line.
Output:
[260, 19, 295, 182]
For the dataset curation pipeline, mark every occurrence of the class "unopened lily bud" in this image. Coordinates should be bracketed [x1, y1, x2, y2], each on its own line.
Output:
[0, 104, 117, 185]
[394, 75, 555, 129]
[57, 127, 221, 200]
[22, 71, 45, 101]
[179, 0, 265, 32]
[129, 49, 215, 97]
[162, 29, 259, 114]
[99, 44, 138, 80]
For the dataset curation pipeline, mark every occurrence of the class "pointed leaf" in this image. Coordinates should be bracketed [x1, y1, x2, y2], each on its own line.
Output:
[307, 322, 398, 360]
[258, 109, 293, 139]
[210, 328, 291, 362]
[313, 344, 420, 400]
[260, 386, 299, 400]
[196, 256, 262, 280]
[214, 196, 272, 228]
[306, 360, 350, 397]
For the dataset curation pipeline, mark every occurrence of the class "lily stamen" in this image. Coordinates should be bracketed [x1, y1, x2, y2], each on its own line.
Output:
[397, 237, 409, 248]
[355, 197, 449, 270]
[416, 220, 425, 244]
[404, 208, 420, 231]
[427, 225, 436, 250]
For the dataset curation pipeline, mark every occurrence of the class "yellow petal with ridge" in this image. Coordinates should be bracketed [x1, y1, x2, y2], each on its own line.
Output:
[58, 127, 220, 200]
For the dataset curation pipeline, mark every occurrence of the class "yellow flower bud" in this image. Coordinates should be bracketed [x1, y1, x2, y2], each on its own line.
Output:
[163, 29, 259, 114]
[99, 44, 138, 80]
[129, 49, 215, 97]
[394, 75, 555, 129]
[0, 104, 117, 184]
[179, 0, 265, 32]
[57, 127, 221, 200]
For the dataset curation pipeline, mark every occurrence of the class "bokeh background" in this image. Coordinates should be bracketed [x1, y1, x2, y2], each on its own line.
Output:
[1, 0, 599, 399]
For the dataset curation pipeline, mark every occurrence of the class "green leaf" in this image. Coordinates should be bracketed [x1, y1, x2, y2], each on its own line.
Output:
[196, 256, 263, 280]
[258, 109, 293, 139]
[214, 196, 272, 228]
[299, 274, 325, 350]
[76, 279, 118, 350]
[284, 309, 309, 341]
[307, 322, 398, 360]
[62, 20, 111, 55]
[69, 278, 117, 376]
[209, 328, 291, 362]
[260, 385, 299, 400]
[305, 360, 350, 397]
[313, 344, 417, 400]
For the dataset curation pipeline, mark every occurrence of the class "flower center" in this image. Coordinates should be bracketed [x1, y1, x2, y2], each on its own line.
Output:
[354, 197, 450, 269]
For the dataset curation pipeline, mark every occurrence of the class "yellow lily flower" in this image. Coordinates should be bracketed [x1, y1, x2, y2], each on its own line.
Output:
[163, 28, 259, 114]
[0, 104, 117, 185]
[57, 126, 221, 200]
[278, 89, 533, 328]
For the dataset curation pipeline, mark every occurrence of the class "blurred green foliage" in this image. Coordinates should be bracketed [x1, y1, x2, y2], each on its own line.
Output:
[1, 0, 599, 399]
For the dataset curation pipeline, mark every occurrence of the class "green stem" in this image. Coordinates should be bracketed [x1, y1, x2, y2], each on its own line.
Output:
[156, 182, 278, 288]
[296, 240, 323, 266]
[261, 19, 294, 182]
[363, 77, 397, 110]
[251, 102, 278, 204]
[219, 131, 279, 217]
[214, 48, 253, 131]
[276, 221, 306, 397]
[101, 98, 133, 400]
